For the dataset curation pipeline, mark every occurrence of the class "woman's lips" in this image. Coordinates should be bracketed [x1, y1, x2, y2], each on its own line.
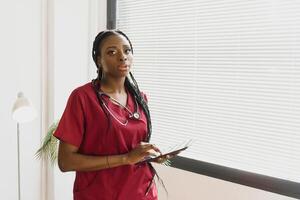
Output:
[118, 64, 129, 71]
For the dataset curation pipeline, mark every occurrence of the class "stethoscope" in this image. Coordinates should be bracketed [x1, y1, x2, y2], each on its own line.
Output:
[92, 80, 140, 125]
[92, 80, 153, 195]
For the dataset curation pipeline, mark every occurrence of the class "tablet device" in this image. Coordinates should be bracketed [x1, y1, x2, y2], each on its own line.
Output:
[143, 145, 188, 163]
[140, 139, 193, 163]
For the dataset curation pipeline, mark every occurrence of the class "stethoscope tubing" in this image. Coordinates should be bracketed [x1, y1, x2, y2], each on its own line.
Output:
[92, 81, 140, 123]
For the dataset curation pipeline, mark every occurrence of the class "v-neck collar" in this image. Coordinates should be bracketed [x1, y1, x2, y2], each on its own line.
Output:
[91, 80, 132, 110]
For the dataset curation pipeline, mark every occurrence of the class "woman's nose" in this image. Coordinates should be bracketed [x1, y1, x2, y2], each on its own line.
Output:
[119, 56, 127, 61]
[119, 53, 127, 61]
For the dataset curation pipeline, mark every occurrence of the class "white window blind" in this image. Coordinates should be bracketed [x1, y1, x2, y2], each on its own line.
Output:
[117, 0, 300, 183]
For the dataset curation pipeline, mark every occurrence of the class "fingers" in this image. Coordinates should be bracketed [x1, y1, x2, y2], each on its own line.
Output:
[147, 149, 161, 157]
[155, 155, 172, 164]
[139, 142, 162, 154]
[152, 145, 162, 154]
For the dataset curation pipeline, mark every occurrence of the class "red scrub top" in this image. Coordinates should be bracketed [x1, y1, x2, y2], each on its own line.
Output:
[54, 82, 158, 200]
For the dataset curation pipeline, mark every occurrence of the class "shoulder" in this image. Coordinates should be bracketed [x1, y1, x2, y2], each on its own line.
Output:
[66, 82, 94, 107]
[70, 82, 94, 99]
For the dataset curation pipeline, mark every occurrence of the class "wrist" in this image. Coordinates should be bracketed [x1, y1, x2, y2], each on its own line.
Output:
[106, 155, 110, 169]
[122, 153, 129, 165]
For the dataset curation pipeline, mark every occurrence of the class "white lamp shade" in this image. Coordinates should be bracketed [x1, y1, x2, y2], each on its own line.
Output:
[12, 92, 37, 123]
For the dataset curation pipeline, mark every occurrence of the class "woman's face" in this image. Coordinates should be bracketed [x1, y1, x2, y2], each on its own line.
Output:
[98, 34, 133, 78]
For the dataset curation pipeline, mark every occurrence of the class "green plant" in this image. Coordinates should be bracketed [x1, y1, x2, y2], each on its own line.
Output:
[35, 121, 59, 166]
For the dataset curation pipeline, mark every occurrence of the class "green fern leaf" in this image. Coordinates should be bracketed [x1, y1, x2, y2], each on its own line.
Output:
[35, 121, 59, 166]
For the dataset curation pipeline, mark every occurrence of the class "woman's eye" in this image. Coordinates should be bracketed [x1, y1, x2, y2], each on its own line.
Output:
[125, 49, 132, 54]
[107, 50, 116, 55]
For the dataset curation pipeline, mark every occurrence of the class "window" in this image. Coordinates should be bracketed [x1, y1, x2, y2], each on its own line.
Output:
[114, 0, 300, 198]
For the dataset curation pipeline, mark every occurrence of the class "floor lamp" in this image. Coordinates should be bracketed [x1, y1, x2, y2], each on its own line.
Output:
[12, 92, 37, 200]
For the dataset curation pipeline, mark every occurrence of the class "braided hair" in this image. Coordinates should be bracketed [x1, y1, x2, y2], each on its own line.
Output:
[91, 29, 167, 196]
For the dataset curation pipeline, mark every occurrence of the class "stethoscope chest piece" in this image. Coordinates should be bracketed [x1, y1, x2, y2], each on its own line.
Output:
[132, 112, 140, 120]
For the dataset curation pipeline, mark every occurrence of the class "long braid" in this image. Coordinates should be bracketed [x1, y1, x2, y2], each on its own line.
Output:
[125, 75, 152, 142]
[125, 74, 167, 196]
[94, 69, 111, 127]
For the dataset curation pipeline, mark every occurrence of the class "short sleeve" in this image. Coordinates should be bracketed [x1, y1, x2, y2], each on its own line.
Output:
[54, 90, 85, 148]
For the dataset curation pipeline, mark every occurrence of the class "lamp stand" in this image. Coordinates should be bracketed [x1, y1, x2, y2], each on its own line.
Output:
[17, 122, 21, 200]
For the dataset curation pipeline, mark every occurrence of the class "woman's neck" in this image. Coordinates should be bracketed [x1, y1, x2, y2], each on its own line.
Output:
[100, 77, 126, 94]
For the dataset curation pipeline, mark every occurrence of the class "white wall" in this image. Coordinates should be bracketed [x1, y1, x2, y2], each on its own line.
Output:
[0, 0, 42, 199]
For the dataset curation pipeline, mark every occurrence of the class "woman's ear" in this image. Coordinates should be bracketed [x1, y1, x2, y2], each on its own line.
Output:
[97, 56, 102, 68]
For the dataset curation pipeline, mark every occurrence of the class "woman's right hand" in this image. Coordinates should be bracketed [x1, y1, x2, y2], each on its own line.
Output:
[125, 142, 161, 165]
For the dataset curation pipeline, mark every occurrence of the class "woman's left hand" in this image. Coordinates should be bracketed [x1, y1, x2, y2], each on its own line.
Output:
[153, 154, 172, 164]
[143, 143, 176, 165]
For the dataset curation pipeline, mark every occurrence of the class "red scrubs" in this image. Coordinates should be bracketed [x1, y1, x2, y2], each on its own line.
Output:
[54, 82, 158, 200]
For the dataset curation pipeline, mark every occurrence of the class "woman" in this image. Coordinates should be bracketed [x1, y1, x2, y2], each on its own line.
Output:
[54, 30, 168, 200]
